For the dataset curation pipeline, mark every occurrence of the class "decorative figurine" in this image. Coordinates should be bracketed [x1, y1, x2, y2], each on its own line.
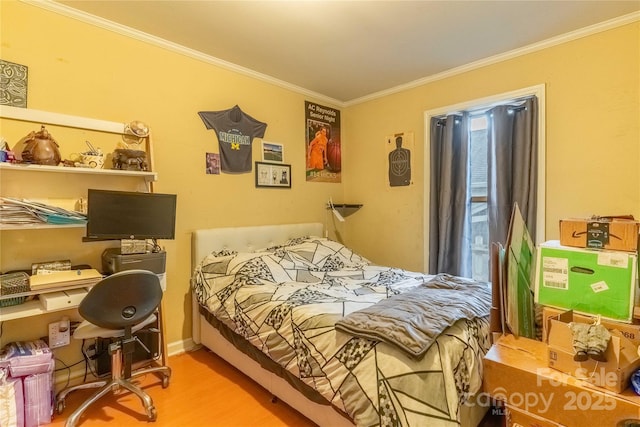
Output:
[111, 120, 149, 171]
[20, 125, 61, 166]
[112, 148, 148, 171]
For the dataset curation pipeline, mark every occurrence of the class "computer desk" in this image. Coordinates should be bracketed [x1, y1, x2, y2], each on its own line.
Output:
[0, 275, 170, 376]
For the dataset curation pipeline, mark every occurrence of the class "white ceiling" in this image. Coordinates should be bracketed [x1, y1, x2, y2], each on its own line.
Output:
[53, 0, 640, 105]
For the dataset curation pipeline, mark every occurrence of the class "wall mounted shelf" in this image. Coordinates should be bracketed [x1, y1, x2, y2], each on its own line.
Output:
[0, 105, 168, 368]
[0, 223, 85, 231]
[0, 282, 93, 322]
[0, 105, 125, 134]
[0, 163, 155, 231]
[326, 203, 363, 218]
[0, 162, 157, 182]
[0, 105, 156, 186]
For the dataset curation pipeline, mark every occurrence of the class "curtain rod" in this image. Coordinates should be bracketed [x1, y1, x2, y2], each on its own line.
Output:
[433, 95, 534, 121]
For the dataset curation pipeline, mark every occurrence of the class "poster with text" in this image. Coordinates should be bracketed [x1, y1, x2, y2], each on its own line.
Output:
[386, 131, 414, 187]
[305, 101, 341, 183]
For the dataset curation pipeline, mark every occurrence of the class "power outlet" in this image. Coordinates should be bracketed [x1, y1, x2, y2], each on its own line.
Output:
[48, 318, 70, 348]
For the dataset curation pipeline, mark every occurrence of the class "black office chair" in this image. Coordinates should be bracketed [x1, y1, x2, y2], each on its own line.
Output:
[55, 269, 171, 427]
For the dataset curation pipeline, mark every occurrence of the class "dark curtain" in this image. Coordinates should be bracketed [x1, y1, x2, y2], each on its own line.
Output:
[429, 113, 471, 277]
[487, 96, 538, 246]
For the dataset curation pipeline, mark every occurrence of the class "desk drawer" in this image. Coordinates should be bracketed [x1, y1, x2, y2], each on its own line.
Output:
[39, 288, 87, 311]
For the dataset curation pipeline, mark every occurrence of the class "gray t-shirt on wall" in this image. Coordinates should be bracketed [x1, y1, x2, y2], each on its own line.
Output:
[198, 105, 267, 173]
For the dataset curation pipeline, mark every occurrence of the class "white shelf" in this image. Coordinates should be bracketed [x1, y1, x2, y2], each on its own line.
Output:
[0, 106, 159, 325]
[0, 105, 125, 134]
[0, 162, 157, 182]
[0, 298, 80, 322]
[0, 223, 85, 231]
[0, 282, 94, 302]
[0, 282, 96, 322]
[0, 163, 156, 231]
[0, 299, 50, 321]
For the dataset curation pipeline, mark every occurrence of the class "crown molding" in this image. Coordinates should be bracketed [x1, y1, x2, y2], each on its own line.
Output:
[22, 1, 639, 108]
[345, 10, 640, 106]
[21, 0, 344, 107]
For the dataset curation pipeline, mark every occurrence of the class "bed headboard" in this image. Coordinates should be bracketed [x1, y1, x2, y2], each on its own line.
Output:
[191, 222, 323, 344]
[191, 222, 324, 269]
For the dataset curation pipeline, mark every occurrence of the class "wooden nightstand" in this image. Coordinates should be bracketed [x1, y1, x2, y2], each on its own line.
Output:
[483, 334, 640, 426]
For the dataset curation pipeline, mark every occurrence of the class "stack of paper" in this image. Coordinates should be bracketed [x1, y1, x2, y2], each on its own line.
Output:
[0, 202, 42, 225]
[0, 197, 86, 226]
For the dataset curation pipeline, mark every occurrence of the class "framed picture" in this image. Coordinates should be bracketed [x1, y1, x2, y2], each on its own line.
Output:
[0, 60, 28, 108]
[205, 152, 220, 175]
[262, 141, 284, 163]
[255, 162, 291, 188]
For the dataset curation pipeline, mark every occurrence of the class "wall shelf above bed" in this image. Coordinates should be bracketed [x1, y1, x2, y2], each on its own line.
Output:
[326, 203, 363, 218]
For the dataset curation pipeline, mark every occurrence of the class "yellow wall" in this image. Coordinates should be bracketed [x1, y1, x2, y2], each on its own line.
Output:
[0, 1, 344, 356]
[1, 2, 639, 361]
[343, 21, 640, 272]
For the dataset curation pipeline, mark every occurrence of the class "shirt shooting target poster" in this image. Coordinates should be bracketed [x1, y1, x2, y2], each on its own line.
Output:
[305, 101, 341, 183]
[387, 131, 414, 187]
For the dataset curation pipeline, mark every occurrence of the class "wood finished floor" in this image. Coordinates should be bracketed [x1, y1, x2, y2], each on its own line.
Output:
[51, 347, 504, 427]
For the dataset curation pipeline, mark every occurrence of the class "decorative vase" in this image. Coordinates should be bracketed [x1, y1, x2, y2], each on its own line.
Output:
[20, 125, 61, 166]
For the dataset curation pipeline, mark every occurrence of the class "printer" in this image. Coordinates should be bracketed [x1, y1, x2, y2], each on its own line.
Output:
[101, 248, 167, 291]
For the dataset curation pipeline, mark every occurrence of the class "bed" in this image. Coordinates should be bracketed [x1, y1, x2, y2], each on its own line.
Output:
[191, 223, 492, 427]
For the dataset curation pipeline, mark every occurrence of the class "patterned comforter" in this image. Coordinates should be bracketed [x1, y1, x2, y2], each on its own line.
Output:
[192, 237, 491, 427]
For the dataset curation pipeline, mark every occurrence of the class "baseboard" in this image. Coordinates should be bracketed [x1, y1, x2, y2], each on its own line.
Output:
[167, 338, 197, 356]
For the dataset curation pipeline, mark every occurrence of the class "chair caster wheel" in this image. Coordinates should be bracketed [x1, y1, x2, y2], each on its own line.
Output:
[56, 399, 65, 415]
[162, 376, 170, 389]
[147, 405, 157, 422]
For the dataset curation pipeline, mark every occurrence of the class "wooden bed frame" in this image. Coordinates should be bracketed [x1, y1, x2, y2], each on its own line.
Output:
[191, 222, 487, 427]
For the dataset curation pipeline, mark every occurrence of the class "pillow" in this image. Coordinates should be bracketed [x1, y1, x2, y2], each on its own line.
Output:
[193, 249, 294, 304]
[264, 236, 370, 270]
[193, 237, 371, 305]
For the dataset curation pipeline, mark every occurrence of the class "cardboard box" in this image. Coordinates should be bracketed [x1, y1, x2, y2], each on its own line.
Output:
[547, 312, 640, 393]
[542, 306, 640, 345]
[483, 334, 640, 426]
[535, 241, 637, 322]
[560, 217, 639, 252]
[506, 405, 563, 427]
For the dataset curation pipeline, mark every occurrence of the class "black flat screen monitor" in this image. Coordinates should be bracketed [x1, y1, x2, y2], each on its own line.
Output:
[86, 189, 177, 240]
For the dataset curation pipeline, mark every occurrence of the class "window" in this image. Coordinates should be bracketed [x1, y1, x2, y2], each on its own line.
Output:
[469, 115, 489, 281]
[424, 85, 545, 281]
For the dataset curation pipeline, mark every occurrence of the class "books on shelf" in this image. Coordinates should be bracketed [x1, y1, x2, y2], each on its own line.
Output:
[31, 260, 72, 275]
[29, 269, 102, 290]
